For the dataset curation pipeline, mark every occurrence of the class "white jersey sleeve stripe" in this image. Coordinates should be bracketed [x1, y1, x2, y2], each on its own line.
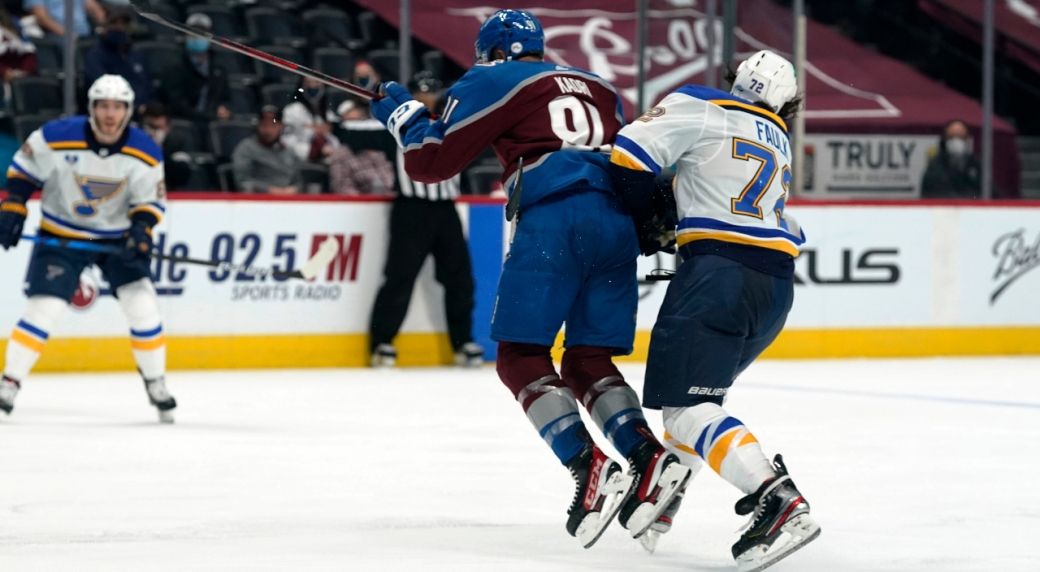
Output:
[613, 135, 661, 174]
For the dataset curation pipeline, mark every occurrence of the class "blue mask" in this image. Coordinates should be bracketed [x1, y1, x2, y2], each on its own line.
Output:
[304, 87, 323, 99]
[103, 30, 128, 47]
[186, 38, 209, 53]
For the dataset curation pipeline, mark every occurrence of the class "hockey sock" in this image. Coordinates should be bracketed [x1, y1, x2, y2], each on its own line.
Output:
[4, 295, 69, 381]
[662, 403, 775, 495]
[561, 345, 657, 458]
[117, 279, 165, 380]
[497, 341, 587, 465]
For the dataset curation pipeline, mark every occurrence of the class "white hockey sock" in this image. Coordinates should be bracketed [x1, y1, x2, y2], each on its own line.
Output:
[4, 295, 69, 381]
[117, 278, 166, 380]
[663, 404, 776, 495]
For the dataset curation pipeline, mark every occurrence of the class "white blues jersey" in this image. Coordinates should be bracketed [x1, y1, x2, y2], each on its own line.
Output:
[611, 85, 805, 261]
[7, 116, 165, 240]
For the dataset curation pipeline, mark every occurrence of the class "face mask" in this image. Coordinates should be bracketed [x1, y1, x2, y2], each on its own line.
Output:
[186, 38, 209, 53]
[355, 75, 376, 90]
[945, 137, 969, 156]
[104, 30, 128, 47]
[304, 87, 324, 100]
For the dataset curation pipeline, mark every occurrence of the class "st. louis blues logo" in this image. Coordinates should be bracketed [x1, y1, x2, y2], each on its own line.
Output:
[72, 174, 127, 217]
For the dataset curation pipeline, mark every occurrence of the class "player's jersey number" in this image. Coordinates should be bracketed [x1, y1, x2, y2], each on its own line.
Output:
[730, 138, 789, 229]
[549, 95, 604, 149]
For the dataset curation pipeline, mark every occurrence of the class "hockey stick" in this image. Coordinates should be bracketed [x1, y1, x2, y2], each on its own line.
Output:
[127, 1, 379, 101]
[21, 235, 341, 281]
[505, 156, 523, 222]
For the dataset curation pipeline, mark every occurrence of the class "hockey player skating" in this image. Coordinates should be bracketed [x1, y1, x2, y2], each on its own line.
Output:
[609, 51, 820, 570]
[0, 74, 176, 423]
[370, 10, 690, 548]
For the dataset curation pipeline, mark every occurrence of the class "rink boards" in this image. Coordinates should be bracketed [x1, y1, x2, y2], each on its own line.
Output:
[1, 195, 1038, 371]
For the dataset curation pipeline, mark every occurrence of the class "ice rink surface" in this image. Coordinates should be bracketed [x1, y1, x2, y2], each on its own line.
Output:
[2, 357, 1039, 572]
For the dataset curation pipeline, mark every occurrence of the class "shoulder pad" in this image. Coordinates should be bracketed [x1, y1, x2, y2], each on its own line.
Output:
[121, 127, 164, 166]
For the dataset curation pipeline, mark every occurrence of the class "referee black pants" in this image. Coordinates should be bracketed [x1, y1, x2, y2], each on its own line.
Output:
[369, 196, 476, 352]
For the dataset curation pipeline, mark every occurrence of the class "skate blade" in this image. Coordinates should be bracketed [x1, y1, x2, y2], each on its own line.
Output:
[576, 471, 636, 549]
[736, 514, 821, 572]
[158, 409, 175, 424]
[639, 530, 660, 553]
[627, 463, 692, 539]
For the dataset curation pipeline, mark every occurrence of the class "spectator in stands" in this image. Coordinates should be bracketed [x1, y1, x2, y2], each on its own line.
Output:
[368, 73, 483, 369]
[327, 100, 394, 195]
[282, 76, 339, 163]
[922, 120, 984, 199]
[0, 6, 37, 103]
[157, 13, 231, 124]
[141, 102, 191, 190]
[232, 105, 303, 195]
[26, 0, 104, 46]
[352, 60, 381, 93]
[84, 7, 153, 114]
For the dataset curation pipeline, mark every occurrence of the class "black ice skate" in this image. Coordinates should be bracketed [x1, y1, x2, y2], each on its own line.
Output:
[371, 343, 397, 368]
[454, 342, 485, 368]
[565, 433, 635, 548]
[638, 487, 686, 553]
[0, 375, 20, 415]
[618, 440, 692, 539]
[732, 455, 820, 572]
[143, 376, 176, 424]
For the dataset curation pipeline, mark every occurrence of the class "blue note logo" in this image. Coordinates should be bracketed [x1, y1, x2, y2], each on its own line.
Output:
[71, 174, 127, 217]
[45, 265, 65, 280]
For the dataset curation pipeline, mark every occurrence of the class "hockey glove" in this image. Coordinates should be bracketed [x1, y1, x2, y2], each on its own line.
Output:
[0, 196, 27, 250]
[122, 222, 154, 262]
[636, 179, 679, 256]
[371, 82, 430, 148]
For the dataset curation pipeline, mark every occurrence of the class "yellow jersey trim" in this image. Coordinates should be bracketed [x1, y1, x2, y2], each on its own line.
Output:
[677, 231, 800, 257]
[47, 141, 89, 150]
[120, 146, 160, 166]
[708, 99, 788, 132]
[609, 148, 651, 172]
[128, 204, 165, 223]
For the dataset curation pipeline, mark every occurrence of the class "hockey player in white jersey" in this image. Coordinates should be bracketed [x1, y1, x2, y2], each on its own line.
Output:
[0, 75, 176, 423]
[609, 51, 819, 570]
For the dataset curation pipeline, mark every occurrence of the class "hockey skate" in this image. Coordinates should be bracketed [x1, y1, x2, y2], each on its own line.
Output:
[618, 441, 692, 539]
[371, 344, 397, 368]
[732, 455, 820, 572]
[638, 487, 686, 553]
[143, 376, 176, 424]
[0, 375, 19, 415]
[565, 439, 635, 548]
[454, 342, 485, 368]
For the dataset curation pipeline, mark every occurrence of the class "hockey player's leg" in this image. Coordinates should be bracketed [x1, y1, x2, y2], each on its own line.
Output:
[663, 404, 819, 571]
[114, 278, 175, 422]
[559, 345, 690, 540]
[496, 341, 633, 548]
[1, 295, 69, 415]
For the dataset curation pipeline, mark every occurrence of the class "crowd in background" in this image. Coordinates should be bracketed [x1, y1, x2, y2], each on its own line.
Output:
[0, 0, 1001, 199]
[0, 0, 504, 196]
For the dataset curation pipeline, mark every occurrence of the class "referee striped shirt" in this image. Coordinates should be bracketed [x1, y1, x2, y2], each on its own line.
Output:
[396, 149, 460, 201]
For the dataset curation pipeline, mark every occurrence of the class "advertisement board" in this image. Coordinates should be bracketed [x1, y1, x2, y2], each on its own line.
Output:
[1, 197, 1038, 371]
[802, 135, 940, 198]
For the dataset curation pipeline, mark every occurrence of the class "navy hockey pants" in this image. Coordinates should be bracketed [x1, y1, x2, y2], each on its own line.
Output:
[642, 254, 794, 409]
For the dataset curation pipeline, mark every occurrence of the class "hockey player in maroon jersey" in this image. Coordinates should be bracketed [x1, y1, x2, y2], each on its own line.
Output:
[370, 10, 690, 549]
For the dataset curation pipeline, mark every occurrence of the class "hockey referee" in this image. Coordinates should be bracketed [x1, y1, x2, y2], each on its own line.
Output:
[368, 73, 484, 368]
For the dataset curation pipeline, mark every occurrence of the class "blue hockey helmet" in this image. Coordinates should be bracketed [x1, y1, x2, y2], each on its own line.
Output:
[474, 10, 544, 64]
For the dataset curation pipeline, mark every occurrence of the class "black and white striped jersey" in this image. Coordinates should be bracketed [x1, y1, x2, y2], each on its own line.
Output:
[396, 149, 460, 201]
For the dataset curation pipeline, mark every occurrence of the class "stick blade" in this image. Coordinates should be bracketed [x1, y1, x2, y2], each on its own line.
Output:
[299, 238, 340, 281]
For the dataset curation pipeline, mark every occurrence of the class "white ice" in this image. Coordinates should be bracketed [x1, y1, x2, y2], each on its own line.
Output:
[2, 358, 1039, 572]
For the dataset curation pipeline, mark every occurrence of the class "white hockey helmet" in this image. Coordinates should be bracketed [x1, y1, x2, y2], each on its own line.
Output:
[730, 50, 798, 113]
[87, 74, 135, 136]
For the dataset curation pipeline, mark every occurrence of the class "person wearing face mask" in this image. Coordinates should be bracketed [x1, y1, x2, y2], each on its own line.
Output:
[281, 76, 340, 163]
[352, 60, 382, 95]
[157, 13, 232, 125]
[922, 120, 985, 199]
[141, 102, 191, 190]
[83, 7, 154, 115]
